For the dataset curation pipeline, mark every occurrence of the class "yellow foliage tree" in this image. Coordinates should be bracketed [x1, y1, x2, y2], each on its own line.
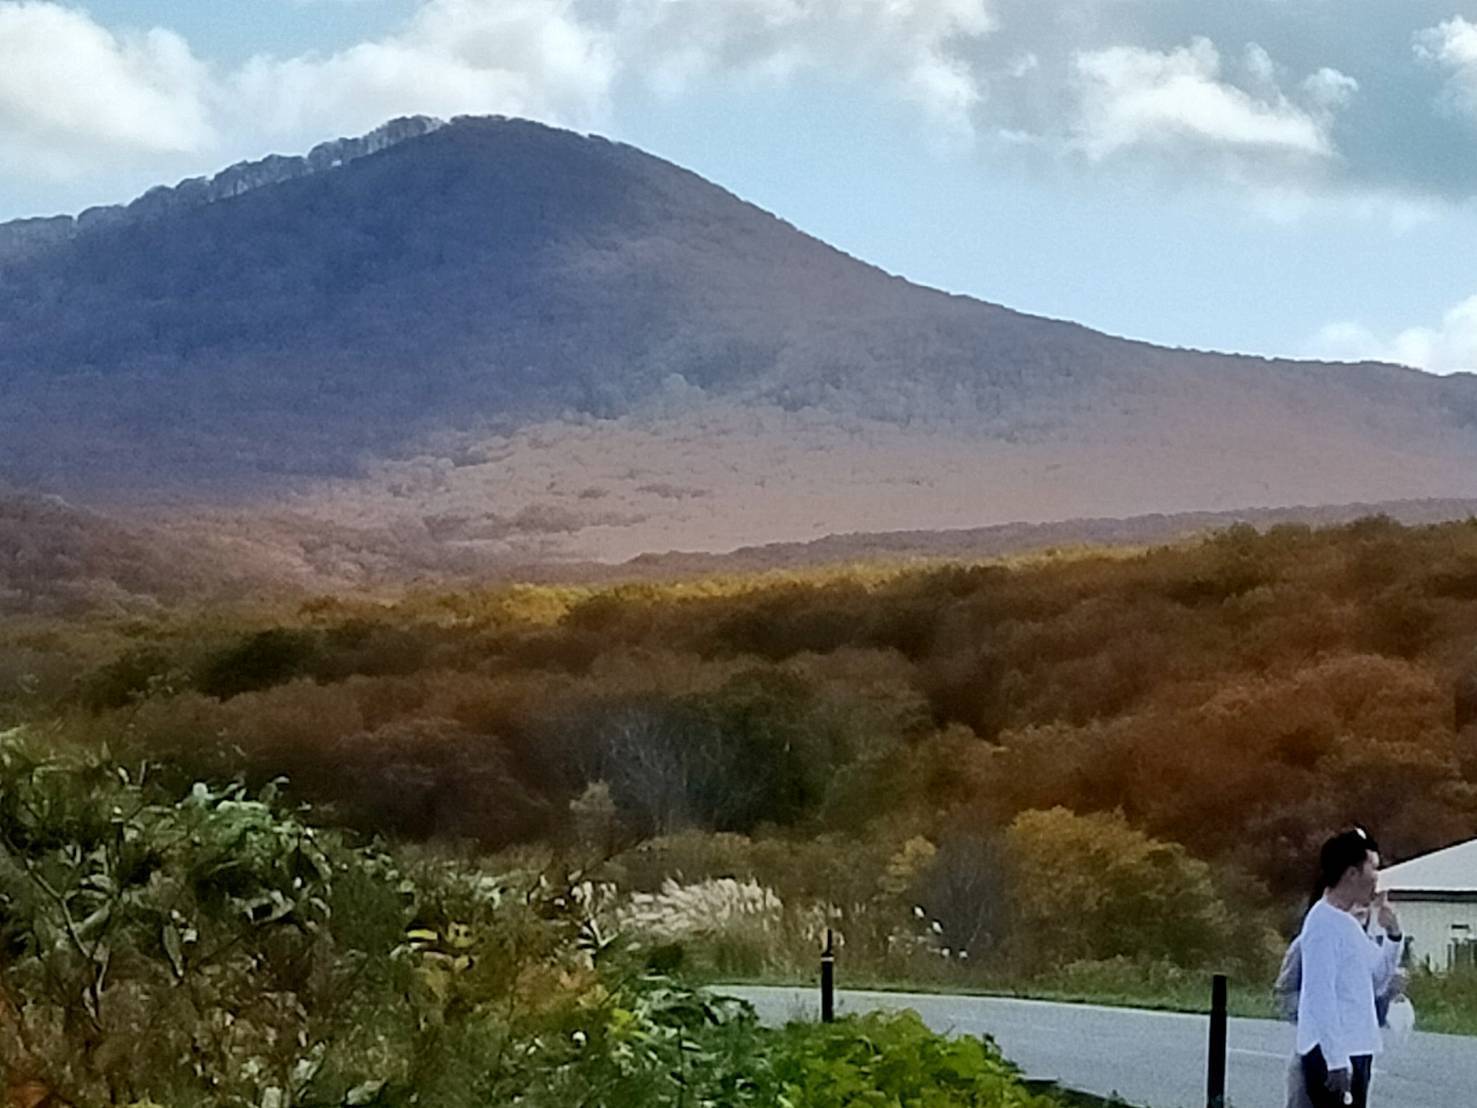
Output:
[1005, 807, 1246, 973]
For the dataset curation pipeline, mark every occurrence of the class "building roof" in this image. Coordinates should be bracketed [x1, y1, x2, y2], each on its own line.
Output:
[1379, 837, 1477, 895]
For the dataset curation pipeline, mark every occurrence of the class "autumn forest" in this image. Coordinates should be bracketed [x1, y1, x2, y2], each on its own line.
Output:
[1, 517, 1472, 994]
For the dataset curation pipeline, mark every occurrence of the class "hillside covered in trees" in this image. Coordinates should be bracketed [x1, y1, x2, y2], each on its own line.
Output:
[6, 516, 1477, 1006]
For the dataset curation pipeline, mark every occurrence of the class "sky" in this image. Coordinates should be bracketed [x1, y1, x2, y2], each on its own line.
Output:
[2, 0, 1476, 373]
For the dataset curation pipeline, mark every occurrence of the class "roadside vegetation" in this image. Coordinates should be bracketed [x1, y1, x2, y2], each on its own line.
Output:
[0, 734, 1068, 1107]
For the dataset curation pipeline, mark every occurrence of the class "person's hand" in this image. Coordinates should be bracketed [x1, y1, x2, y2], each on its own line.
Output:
[1326, 1066, 1352, 1099]
[1390, 970, 1408, 998]
[1374, 891, 1400, 936]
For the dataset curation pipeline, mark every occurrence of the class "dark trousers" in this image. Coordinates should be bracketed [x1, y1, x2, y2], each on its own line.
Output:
[1300, 1047, 1373, 1108]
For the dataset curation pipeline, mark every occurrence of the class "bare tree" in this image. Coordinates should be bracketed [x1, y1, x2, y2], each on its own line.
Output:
[596, 705, 700, 837]
[917, 832, 1013, 961]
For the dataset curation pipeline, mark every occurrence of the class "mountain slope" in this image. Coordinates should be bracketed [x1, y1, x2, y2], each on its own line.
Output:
[1, 115, 1475, 556]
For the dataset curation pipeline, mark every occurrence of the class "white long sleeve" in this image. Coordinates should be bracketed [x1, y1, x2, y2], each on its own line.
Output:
[1295, 899, 1384, 1070]
[1298, 903, 1351, 1071]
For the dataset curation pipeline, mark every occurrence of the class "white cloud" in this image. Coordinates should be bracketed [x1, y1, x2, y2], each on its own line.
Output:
[1302, 67, 1359, 111]
[0, 0, 610, 181]
[237, 0, 998, 154]
[3, 0, 996, 179]
[1242, 43, 1277, 92]
[1416, 16, 1477, 118]
[1072, 38, 1351, 164]
[0, 0, 1431, 227]
[1234, 185, 1438, 232]
[0, 2, 214, 175]
[609, 0, 995, 142]
[1309, 295, 1477, 375]
[227, 0, 615, 144]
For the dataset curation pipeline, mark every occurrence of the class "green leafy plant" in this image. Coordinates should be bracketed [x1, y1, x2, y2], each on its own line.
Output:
[0, 733, 1075, 1107]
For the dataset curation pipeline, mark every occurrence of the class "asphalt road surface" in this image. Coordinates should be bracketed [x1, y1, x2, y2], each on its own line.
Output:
[725, 986, 1475, 1108]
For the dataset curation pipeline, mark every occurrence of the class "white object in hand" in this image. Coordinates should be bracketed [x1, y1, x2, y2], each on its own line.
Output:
[1385, 996, 1416, 1047]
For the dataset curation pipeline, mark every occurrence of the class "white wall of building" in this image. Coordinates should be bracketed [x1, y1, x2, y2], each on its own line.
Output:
[1389, 896, 1477, 971]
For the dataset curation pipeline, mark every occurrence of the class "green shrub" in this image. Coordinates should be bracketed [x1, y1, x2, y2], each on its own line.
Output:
[1406, 965, 1477, 1036]
[0, 734, 412, 1106]
[494, 987, 1064, 1107]
[195, 627, 321, 699]
[79, 646, 176, 711]
[763, 1010, 1060, 1107]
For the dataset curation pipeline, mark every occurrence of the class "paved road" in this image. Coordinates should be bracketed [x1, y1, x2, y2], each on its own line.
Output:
[725, 986, 1475, 1108]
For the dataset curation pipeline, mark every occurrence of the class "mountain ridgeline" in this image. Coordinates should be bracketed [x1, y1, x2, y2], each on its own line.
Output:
[0, 116, 445, 264]
[1, 114, 1475, 521]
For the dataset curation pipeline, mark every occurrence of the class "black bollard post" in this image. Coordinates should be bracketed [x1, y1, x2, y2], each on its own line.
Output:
[1207, 973, 1228, 1108]
[821, 928, 835, 1023]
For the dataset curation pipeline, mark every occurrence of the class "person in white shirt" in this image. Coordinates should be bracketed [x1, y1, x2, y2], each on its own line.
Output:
[1294, 827, 1402, 1108]
[1276, 898, 1405, 1108]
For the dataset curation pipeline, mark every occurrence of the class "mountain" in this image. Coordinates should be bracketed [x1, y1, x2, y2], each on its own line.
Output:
[0, 490, 244, 614]
[0, 113, 1114, 490]
[1, 115, 1476, 565]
